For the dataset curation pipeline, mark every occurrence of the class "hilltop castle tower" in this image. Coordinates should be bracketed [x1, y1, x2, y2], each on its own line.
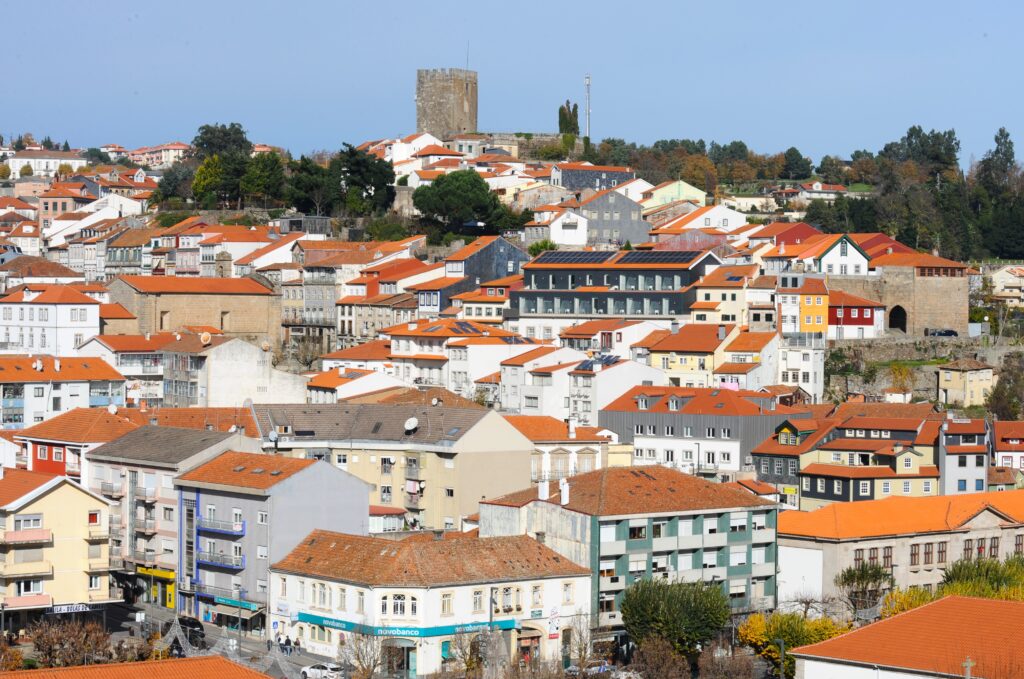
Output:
[415, 68, 478, 139]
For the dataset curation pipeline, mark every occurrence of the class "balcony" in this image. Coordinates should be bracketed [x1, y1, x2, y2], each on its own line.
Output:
[156, 553, 177, 569]
[3, 594, 51, 610]
[752, 528, 776, 544]
[100, 482, 124, 498]
[404, 465, 421, 480]
[599, 575, 625, 591]
[1, 398, 24, 409]
[404, 493, 422, 509]
[109, 557, 125, 571]
[134, 487, 157, 503]
[196, 550, 245, 570]
[88, 559, 112, 572]
[0, 560, 53, 578]
[752, 562, 775, 578]
[66, 460, 81, 476]
[197, 518, 246, 536]
[0, 528, 52, 545]
[87, 524, 109, 540]
[136, 519, 157, 534]
[191, 582, 238, 598]
[131, 550, 158, 566]
[598, 611, 622, 627]
[703, 532, 728, 548]
[90, 588, 123, 603]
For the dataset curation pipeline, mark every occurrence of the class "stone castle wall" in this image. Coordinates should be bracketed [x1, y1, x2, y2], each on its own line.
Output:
[416, 68, 478, 138]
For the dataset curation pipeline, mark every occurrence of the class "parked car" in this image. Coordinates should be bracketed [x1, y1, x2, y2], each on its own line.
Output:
[926, 328, 958, 336]
[160, 617, 206, 652]
[301, 662, 347, 679]
[566, 660, 612, 677]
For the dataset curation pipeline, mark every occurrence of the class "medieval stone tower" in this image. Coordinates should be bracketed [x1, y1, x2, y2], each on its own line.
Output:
[415, 68, 478, 139]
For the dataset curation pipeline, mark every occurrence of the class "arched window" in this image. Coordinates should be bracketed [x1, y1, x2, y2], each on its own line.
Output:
[381, 595, 389, 615]
[393, 594, 406, 615]
[410, 596, 418, 616]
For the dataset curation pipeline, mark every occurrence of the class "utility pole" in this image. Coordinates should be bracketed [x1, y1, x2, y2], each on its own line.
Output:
[584, 74, 591, 139]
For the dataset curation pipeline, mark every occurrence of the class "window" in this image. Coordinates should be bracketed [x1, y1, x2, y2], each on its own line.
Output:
[628, 526, 647, 540]
[37, 445, 47, 460]
[976, 479, 985, 491]
[853, 549, 863, 567]
[338, 587, 346, 611]
[357, 591, 365, 614]
[441, 592, 453, 616]
[257, 545, 268, 560]
[858, 481, 870, 496]
[279, 577, 287, 597]
[1016, 535, 1024, 555]
[833, 480, 842, 494]
[473, 589, 484, 612]
[963, 539, 973, 561]
[531, 585, 542, 607]
[257, 511, 268, 525]
[562, 582, 573, 604]
[883, 546, 893, 568]
[802, 477, 810, 491]
[87, 510, 100, 525]
[902, 481, 911, 494]
[882, 481, 891, 495]
[924, 542, 933, 565]
[88, 575, 101, 590]
[990, 537, 1000, 559]
[162, 507, 174, 522]
[958, 456, 967, 468]
[903, 456, 912, 469]
[958, 479, 967, 492]
[910, 544, 920, 566]
[868, 547, 878, 565]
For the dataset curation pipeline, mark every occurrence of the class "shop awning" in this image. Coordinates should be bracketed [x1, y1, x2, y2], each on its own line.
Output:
[518, 629, 543, 639]
[212, 603, 264, 620]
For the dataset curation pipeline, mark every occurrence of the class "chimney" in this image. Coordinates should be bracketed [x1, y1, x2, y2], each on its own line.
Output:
[145, 332, 150, 341]
[538, 479, 550, 501]
[433, 529, 444, 541]
[717, 324, 726, 341]
[886, 247, 893, 255]
[568, 417, 577, 440]
[54, 359, 60, 372]
[559, 479, 570, 506]
[779, 243, 786, 255]
[535, 531, 546, 545]
[670, 320, 680, 335]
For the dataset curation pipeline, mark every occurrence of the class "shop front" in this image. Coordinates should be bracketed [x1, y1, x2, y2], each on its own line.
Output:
[136, 566, 176, 609]
[200, 595, 265, 636]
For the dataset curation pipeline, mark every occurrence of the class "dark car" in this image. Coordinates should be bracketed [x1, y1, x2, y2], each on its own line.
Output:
[927, 328, 958, 337]
[161, 617, 206, 650]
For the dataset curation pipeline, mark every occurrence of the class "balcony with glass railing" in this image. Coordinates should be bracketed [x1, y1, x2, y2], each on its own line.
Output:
[196, 550, 245, 569]
[197, 517, 246, 536]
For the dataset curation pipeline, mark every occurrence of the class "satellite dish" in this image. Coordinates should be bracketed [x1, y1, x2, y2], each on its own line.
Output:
[199, 332, 212, 346]
[404, 417, 419, 433]
[106, 404, 117, 415]
[418, 480, 426, 490]
[431, 397, 440, 407]
[268, 430, 279, 442]
[228, 425, 237, 433]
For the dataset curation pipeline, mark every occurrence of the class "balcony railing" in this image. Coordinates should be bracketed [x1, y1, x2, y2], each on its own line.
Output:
[134, 487, 157, 502]
[87, 524, 109, 540]
[0, 560, 52, 578]
[196, 550, 245, 569]
[191, 582, 238, 598]
[404, 465, 421, 480]
[131, 551, 157, 566]
[197, 518, 246, 536]
[3, 594, 51, 609]
[404, 493, 422, 509]
[0, 528, 52, 545]
[87, 559, 112, 572]
[100, 482, 124, 498]
[109, 557, 125, 571]
[136, 519, 156, 534]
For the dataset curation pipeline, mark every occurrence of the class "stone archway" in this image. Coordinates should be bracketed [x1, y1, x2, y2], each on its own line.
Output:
[888, 305, 907, 333]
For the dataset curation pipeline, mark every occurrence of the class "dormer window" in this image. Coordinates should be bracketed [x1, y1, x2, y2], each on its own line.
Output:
[668, 398, 678, 410]
[881, 430, 891, 439]
[637, 397, 648, 410]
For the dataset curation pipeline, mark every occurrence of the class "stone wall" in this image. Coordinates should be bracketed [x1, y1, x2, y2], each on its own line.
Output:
[416, 68, 478, 138]
[828, 268, 969, 336]
[487, 132, 586, 160]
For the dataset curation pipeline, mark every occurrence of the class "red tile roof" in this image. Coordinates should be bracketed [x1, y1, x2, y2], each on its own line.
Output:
[484, 466, 772, 516]
[648, 324, 734, 353]
[382, 318, 516, 339]
[0, 356, 121, 382]
[503, 415, 610, 443]
[0, 468, 59, 506]
[0, 656, 269, 679]
[320, 339, 391, 362]
[273, 530, 589, 587]
[792, 596, 1024, 677]
[98, 303, 135, 319]
[177, 451, 316, 490]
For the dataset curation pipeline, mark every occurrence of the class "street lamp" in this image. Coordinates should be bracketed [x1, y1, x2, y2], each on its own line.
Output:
[234, 585, 243, 651]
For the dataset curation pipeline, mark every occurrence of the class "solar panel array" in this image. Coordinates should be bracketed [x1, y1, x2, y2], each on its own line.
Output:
[618, 250, 702, 264]
[533, 251, 616, 265]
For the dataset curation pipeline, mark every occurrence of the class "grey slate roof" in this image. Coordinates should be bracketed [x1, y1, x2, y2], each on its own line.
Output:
[86, 425, 232, 466]
[251, 403, 489, 446]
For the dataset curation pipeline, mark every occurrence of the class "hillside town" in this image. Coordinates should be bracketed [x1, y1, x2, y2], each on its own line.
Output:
[4, 12, 1024, 677]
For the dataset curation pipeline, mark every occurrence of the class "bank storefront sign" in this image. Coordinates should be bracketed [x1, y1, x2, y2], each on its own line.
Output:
[297, 612, 517, 638]
[215, 596, 262, 612]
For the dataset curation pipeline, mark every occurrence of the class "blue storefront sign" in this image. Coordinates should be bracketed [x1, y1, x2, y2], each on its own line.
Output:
[296, 612, 517, 638]
[215, 596, 261, 612]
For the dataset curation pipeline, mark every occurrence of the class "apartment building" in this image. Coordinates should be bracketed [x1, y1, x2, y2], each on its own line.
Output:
[86, 426, 258, 609]
[936, 358, 996, 408]
[558, 319, 668, 357]
[599, 386, 805, 482]
[0, 468, 117, 634]
[77, 333, 178, 406]
[504, 415, 613, 483]
[270, 530, 591, 675]
[249, 403, 534, 530]
[778, 490, 1024, 617]
[479, 466, 779, 648]
[175, 451, 368, 632]
[0, 285, 100, 354]
[646, 323, 739, 388]
[0, 356, 124, 430]
[508, 249, 721, 340]
[994, 421, 1024, 470]
[827, 290, 886, 340]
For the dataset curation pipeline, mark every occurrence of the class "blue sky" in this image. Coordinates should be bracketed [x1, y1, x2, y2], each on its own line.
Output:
[7, 0, 1021, 164]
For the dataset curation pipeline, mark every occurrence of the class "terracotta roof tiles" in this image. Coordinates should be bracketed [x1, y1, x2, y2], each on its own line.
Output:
[177, 451, 315, 490]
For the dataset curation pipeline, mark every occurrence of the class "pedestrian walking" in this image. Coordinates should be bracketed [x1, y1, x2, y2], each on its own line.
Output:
[294, 638, 301, 654]
[277, 633, 284, 653]
[266, 637, 272, 652]
[285, 636, 292, 656]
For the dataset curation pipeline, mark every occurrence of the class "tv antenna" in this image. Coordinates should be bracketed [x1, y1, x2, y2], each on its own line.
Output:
[584, 73, 591, 139]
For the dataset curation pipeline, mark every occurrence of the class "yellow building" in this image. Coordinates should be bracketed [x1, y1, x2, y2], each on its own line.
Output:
[647, 323, 738, 387]
[0, 468, 116, 633]
[778, 276, 829, 335]
[937, 358, 997, 408]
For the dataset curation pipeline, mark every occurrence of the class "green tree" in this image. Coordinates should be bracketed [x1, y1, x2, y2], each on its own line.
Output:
[803, 199, 833, 229]
[974, 127, 1018, 200]
[328, 144, 395, 215]
[833, 562, 893, 616]
[82, 148, 112, 165]
[157, 162, 196, 202]
[558, 100, 580, 135]
[191, 122, 252, 160]
[738, 612, 850, 678]
[19, 164, 33, 177]
[191, 154, 224, 204]
[0, 165, 10, 180]
[816, 155, 847, 185]
[782, 147, 812, 179]
[287, 156, 333, 216]
[413, 170, 499, 228]
[240, 151, 285, 206]
[40, 136, 54, 150]
[621, 240, 633, 250]
[61, 140, 70, 152]
[366, 219, 409, 241]
[620, 578, 731, 670]
[528, 239, 557, 257]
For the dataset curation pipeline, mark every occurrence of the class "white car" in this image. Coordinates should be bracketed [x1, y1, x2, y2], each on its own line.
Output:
[301, 663, 345, 679]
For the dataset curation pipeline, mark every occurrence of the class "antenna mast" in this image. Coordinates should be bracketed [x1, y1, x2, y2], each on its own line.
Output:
[584, 73, 592, 138]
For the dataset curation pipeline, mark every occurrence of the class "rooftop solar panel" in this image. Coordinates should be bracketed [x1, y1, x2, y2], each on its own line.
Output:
[618, 250, 702, 264]
[533, 250, 616, 265]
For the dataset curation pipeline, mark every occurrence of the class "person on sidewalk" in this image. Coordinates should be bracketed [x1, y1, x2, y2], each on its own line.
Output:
[277, 633, 284, 653]
[293, 638, 301, 654]
[284, 636, 292, 656]
[266, 637, 272, 652]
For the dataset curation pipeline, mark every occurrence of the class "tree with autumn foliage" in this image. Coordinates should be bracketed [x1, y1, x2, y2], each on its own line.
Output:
[738, 612, 850, 678]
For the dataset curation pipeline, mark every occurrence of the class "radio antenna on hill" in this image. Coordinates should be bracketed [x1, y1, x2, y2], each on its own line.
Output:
[584, 73, 592, 138]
